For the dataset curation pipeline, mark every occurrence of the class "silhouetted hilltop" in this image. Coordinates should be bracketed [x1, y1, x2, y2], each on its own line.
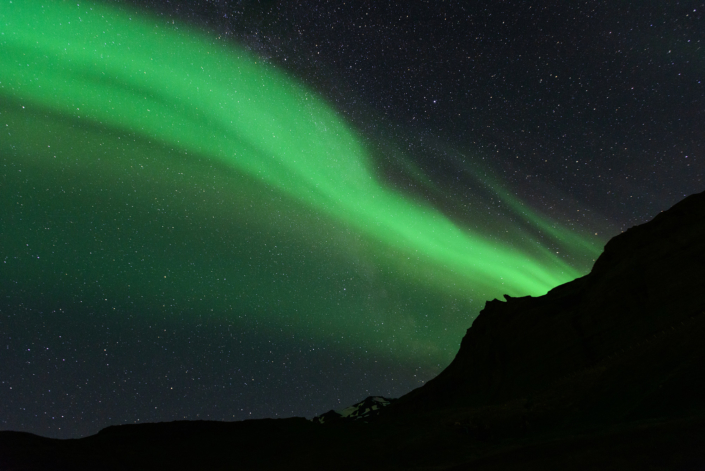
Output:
[390, 190, 705, 433]
[2, 191, 705, 470]
[312, 396, 396, 424]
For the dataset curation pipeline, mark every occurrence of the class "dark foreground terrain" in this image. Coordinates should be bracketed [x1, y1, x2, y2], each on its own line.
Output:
[2, 190, 705, 470]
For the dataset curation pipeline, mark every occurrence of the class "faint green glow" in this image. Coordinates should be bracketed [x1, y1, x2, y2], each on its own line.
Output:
[0, 1, 606, 371]
[0, 1, 590, 294]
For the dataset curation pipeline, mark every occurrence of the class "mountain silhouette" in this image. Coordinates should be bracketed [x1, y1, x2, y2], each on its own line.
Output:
[2, 191, 705, 470]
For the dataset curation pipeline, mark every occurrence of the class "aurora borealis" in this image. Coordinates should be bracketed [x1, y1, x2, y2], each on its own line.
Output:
[2, 0, 702, 438]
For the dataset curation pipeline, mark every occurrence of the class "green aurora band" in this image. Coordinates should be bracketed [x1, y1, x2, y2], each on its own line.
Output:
[0, 1, 601, 366]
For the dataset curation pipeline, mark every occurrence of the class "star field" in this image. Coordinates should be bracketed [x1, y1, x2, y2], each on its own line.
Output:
[1, 0, 703, 438]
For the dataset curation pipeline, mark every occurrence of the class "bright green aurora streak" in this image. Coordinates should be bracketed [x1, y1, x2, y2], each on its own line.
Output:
[0, 1, 600, 366]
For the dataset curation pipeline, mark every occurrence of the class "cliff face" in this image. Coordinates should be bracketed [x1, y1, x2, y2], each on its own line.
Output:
[396, 190, 705, 428]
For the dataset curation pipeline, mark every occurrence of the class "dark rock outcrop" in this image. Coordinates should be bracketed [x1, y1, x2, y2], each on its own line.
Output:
[312, 396, 396, 424]
[393, 190, 705, 433]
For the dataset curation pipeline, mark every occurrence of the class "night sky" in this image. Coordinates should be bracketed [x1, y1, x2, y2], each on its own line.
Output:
[1, 0, 703, 439]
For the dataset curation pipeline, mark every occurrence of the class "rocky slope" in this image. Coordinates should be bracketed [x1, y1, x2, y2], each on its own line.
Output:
[390, 189, 705, 433]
